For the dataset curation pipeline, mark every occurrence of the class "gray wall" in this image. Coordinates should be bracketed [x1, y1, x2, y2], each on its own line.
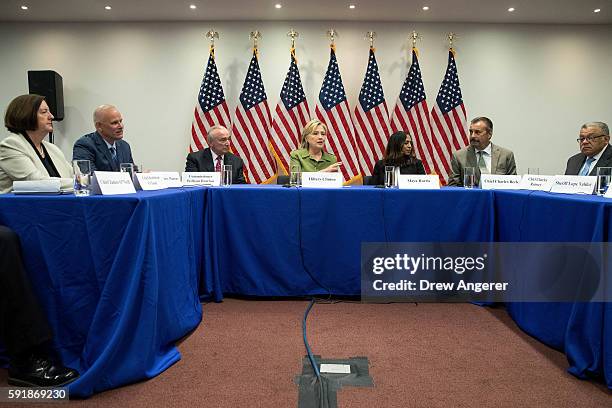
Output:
[0, 21, 610, 175]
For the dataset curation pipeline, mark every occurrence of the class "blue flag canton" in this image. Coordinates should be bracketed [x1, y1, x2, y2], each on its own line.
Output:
[239, 52, 268, 110]
[435, 51, 464, 114]
[280, 53, 307, 110]
[319, 49, 347, 111]
[199, 52, 226, 111]
[399, 51, 426, 110]
[358, 49, 385, 112]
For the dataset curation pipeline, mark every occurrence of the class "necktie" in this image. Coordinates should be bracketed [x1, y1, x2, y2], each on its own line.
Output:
[579, 157, 595, 176]
[109, 147, 118, 165]
[478, 151, 489, 174]
[215, 156, 223, 172]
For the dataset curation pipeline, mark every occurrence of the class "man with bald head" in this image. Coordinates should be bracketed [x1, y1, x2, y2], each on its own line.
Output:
[565, 122, 612, 176]
[185, 125, 246, 184]
[73, 105, 134, 172]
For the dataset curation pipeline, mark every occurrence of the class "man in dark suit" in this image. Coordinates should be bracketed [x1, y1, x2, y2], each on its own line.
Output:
[72, 105, 134, 172]
[184, 125, 246, 184]
[0, 225, 79, 386]
[565, 122, 611, 176]
[447, 116, 517, 186]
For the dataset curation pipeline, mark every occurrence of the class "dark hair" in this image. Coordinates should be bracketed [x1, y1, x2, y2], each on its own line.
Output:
[471, 116, 493, 133]
[383, 131, 417, 166]
[4, 94, 45, 135]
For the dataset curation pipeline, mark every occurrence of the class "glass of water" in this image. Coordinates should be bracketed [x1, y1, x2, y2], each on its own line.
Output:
[290, 165, 301, 187]
[222, 164, 233, 187]
[463, 167, 476, 189]
[120, 163, 134, 181]
[73, 160, 91, 196]
[384, 166, 395, 188]
[596, 167, 611, 196]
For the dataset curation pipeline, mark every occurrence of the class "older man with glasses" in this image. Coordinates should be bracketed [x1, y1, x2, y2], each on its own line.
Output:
[565, 122, 612, 176]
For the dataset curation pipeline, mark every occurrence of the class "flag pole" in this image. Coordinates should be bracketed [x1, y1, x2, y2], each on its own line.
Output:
[326, 28, 338, 50]
[365, 31, 376, 50]
[205, 29, 219, 54]
[447, 32, 458, 55]
[249, 30, 261, 55]
[410, 31, 422, 56]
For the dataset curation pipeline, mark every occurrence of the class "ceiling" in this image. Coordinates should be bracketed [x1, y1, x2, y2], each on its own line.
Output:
[1, 0, 611, 23]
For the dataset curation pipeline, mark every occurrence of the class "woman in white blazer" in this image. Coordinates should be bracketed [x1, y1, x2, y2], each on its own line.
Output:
[0, 94, 73, 193]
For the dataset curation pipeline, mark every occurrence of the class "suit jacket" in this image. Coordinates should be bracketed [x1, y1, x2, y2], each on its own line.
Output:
[0, 133, 73, 194]
[72, 131, 134, 172]
[369, 158, 426, 185]
[184, 148, 246, 184]
[565, 144, 612, 176]
[447, 143, 517, 186]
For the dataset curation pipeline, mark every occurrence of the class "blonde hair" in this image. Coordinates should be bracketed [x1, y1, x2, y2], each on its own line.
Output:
[300, 119, 328, 149]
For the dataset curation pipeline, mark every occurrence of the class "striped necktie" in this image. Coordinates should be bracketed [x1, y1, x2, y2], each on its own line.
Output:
[579, 157, 595, 176]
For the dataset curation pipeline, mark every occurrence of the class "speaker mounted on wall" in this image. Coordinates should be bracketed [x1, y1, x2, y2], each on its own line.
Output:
[27, 70, 64, 121]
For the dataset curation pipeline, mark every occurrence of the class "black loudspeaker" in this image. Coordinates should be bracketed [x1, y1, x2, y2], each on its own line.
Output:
[27, 70, 64, 121]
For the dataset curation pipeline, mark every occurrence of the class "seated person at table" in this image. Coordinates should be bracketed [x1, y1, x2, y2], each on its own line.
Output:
[447, 116, 516, 186]
[289, 119, 342, 172]
[184, 125, 246, 184]
[369, 131, 425, 185]
[565, 122, 612, 176]
[0, 225, 79, 387]
[73, 105, 134, 172]
[0, 94, 73, 194]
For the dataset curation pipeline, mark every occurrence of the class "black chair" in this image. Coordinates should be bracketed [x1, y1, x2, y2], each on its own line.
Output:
[363, 175, 373, 185]
[277, 175, 290, 185]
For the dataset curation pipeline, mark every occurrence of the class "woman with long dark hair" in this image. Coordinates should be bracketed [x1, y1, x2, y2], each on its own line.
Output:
[369, 131, 425, 185]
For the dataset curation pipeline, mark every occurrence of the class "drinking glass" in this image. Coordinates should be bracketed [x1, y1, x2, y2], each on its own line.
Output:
[120, 163, 134, 181]
[527, 168, 540, 175]
[290, 165, 302, 187]
[222, 164, 233, 187]
[596, 167, 612, 196]
[73, 160, 91, 196]
[384, 166, 395, 188]
[463, 167, 476, 189]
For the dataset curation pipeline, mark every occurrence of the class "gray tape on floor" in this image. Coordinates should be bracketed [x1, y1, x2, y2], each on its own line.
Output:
[295, 356, 373, 408]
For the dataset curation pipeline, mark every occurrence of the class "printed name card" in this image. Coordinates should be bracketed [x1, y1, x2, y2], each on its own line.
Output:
[154, 172, 182, 188]
[519, 175, 554, 191]
[480, 175, 522, 190]
[134, 173, 165, 190]
[182, 172, 220, 186]
[92, 171, 136, 195]
[549, 175, 596, 195]
[397, 175, 440, 190]
[301, 172, 343, 188]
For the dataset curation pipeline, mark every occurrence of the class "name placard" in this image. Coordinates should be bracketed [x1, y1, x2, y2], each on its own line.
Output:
[154, 171, 182, 188]
[397, 175, 440, 190]
[92, 171, 136, 195]
[550, 175, 596, 195]
[182, 172, 220, 186]
[519, 175, 554, 191]
[480, 175, 522, 190]
[134, 173, 165, 190]
[302, 172, 343, 188]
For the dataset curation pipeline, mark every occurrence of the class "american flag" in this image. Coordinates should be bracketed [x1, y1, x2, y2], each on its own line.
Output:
[190, 46, 231, 152]
[353, 47, 391, 176]
[270, 48, 311, 175]
[430, 49, 469, 183]
[231, 50, 275, 184]
[315, 46, 360, 182]
[390, 48, 440, 176]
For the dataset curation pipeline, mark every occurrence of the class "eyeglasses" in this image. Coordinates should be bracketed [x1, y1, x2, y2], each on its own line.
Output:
[577, 134, 606, 143]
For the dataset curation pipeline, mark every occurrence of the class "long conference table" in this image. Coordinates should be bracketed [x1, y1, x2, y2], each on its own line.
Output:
[1, 185, 611, 396]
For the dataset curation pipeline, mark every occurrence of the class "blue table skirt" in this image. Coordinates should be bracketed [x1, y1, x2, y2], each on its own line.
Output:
[494, 190, 612, 388]
[0, 188, 204, 397]
[201, 185, 494, 299]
